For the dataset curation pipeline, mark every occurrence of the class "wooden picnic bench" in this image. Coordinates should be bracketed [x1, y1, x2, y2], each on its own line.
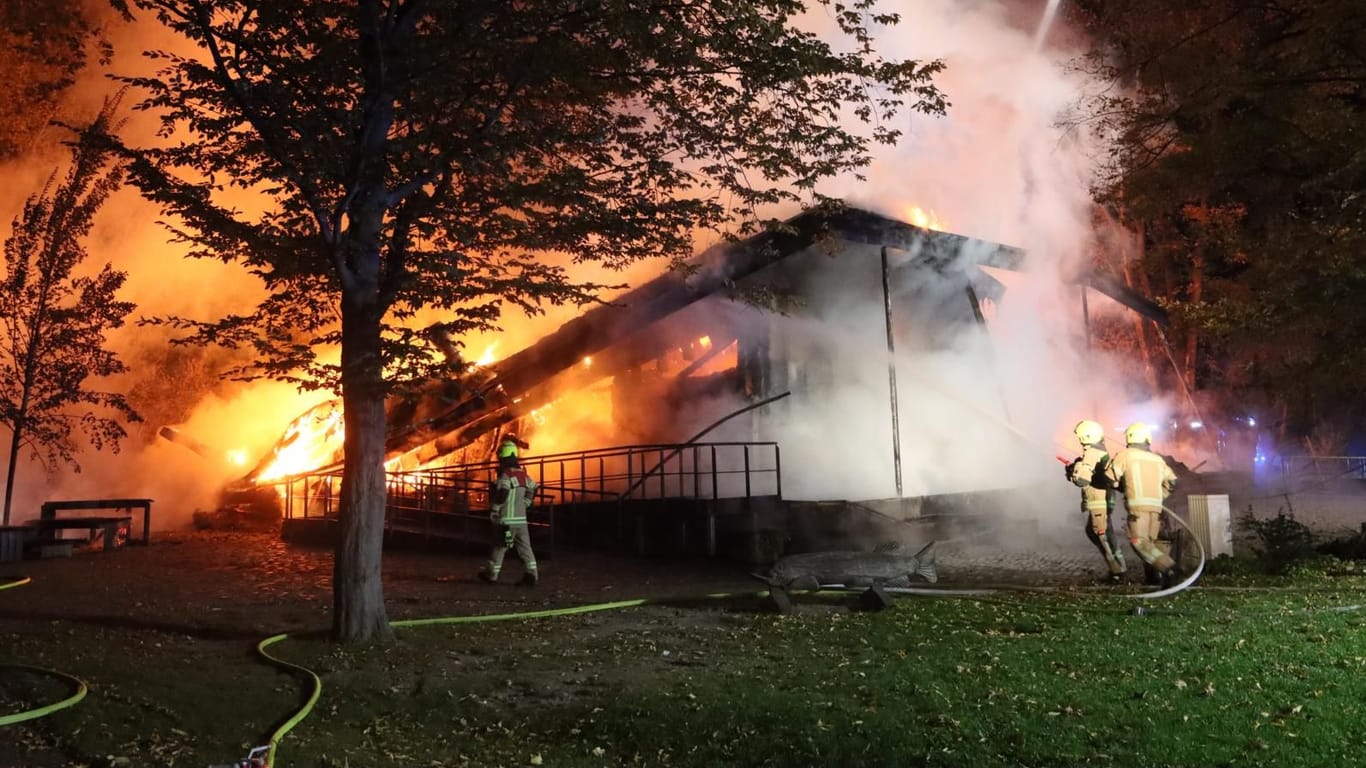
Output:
[34, 498, 153, 549]
[30, 515, 132, 551]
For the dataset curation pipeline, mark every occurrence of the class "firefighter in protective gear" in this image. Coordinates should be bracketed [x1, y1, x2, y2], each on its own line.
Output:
[478, 457, 539, 586]
[1065, 419, 1126, 582]
[1105, 422, 1179, 586]
[496, 433, 529, 470]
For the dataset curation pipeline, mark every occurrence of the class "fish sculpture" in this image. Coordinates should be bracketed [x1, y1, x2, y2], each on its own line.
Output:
[754, 541, 938, 608]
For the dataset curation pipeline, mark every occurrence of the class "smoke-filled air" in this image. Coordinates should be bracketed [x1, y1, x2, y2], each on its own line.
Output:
[692, 0, 1140, 516]
[0, 0, 1200, 530]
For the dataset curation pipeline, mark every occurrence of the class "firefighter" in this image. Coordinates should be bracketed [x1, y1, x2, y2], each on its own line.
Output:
[496, 432, 529, 470]
[1105, 422, 1180, 587]
[1065, 419, 1126, 582]
[479, 455, 539, 586]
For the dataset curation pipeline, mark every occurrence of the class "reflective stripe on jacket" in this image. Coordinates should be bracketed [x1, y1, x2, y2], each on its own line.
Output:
[491, 468, 536, 525]
[1105, 446, 1176, 511]
[1069, 444, 1112, 512]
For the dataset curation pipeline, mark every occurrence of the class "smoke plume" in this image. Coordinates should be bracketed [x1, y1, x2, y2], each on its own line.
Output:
[1, 1, 1201, 542]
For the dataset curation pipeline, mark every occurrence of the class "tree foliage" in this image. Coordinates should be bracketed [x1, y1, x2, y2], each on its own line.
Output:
[1072, 0, 1366, 434]
[115, 0, 947, 390]
[0, 98, 141, 524]
[0, 0, 113, 161]
[109, 0, 948, 642]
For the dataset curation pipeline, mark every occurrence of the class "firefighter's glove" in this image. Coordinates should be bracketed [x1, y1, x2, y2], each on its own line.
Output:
[503, 528, 514, 548]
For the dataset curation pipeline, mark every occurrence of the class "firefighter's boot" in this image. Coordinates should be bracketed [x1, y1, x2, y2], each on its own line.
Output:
[1106, 551, 1126, 582]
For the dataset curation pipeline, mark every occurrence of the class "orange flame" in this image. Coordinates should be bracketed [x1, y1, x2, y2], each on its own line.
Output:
[256, 401, 345, 481]
[905, 205, 946, 232]
[475, 342, 499, 366]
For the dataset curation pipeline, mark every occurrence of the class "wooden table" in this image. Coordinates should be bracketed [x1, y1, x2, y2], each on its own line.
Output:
[39, 498, 153, 545]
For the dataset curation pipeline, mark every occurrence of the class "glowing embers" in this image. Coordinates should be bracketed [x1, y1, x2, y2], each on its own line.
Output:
[474, 342, 499, 367]
[683, 336, 736, 378]
[519, 383, 616, 459]
[255, 400, 345, 481]
[904, 205, 946, 232]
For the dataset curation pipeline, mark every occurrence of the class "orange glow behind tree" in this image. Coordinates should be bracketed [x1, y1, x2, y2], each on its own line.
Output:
[0, 99, 141, 525]
[107, 0, 949, 644]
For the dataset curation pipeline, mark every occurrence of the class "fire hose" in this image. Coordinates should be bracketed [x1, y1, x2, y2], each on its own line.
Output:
[0, 576, 90, 727]
[878, 506, 1207, 601]
[4, 504, 1204, 764]
[250, 514, 1205, 767]
[1057, 455, 1128, 577]
[250, 594, 763, 767]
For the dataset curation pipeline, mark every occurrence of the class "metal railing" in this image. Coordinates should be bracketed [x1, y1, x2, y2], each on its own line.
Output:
[1277, 455, 1366, 482]
[268, 442, 782, 547]
[509, 441, 781, 504]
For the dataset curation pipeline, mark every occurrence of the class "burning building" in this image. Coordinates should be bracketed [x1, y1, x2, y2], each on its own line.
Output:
[225, 206, 1164, 559]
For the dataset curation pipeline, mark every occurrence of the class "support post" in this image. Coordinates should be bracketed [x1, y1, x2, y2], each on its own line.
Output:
[880, 246, 903, 497]
[1081, 283, 1092, 350]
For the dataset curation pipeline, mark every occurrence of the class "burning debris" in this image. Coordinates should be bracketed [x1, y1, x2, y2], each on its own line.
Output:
[157, 426, 208, 458]
[222, 206, 1168, 509]
[754, 540, 938, 612]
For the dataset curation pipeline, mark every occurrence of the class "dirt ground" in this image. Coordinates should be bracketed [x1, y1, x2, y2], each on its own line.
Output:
[0, 530, 773, 641]
[0, 518, 1326, 767]
[0, 531, 783, 766]
[0, 513, 1176, 644]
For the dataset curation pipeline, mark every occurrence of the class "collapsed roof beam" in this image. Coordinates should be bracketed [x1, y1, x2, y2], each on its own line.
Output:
[1081, 271, 1170, 325]
[384, 208, 1028, 459]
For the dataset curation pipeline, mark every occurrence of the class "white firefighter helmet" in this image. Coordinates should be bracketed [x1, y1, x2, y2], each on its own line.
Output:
[1074, 420, 1105, 446]
[1124, 422, 1153, 445]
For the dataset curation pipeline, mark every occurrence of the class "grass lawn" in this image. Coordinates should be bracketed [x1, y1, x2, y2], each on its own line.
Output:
[4, 569, 1365, 767]
[276, 587, 1366, 768]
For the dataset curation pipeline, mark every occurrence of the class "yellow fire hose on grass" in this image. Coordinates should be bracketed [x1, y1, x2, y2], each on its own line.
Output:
[4, 507, 1206, 764]
[251, 593, 764, 767]
[250, 512, 1207, 767]
[0, 576, 90, 727]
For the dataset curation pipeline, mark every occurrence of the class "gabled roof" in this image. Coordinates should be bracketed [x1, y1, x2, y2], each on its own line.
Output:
[387, 206, 1170, 460]
[384, 207, 1027, 457]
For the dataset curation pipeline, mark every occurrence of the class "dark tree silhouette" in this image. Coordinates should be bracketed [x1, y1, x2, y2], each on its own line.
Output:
[0, 98, 141, 524]
[1071, 0, 1366, 436]
[0, 0, 112, 160]
[109, 0, 948, 642]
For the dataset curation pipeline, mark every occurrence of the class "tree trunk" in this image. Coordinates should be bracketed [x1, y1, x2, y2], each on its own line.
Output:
[6, 267, 49, 526]
[330, 36, 399, 641]
[1123, 223, 1161, 395]
[332, 296, 393, 644]
[1184, 253, 1204, 393]
[2, 423, 21, 525]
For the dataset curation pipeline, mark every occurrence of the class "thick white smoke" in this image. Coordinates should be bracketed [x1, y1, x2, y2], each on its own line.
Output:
[695, 0, 1129, 518]
[2, 1, 1183, 534]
